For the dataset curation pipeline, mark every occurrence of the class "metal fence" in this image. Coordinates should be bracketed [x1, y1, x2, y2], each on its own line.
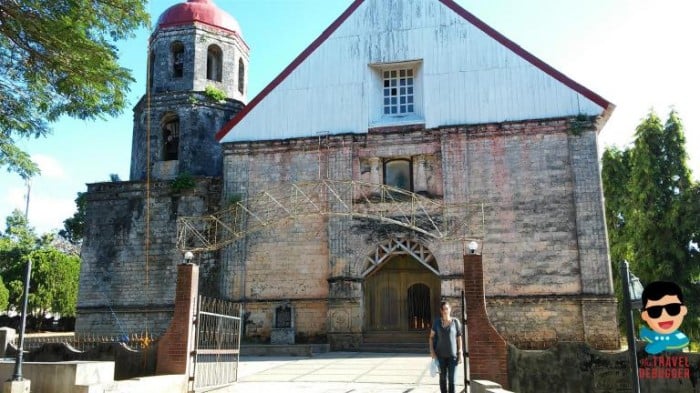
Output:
[191, 296, 242, 392]
[18, 331, 158, 352]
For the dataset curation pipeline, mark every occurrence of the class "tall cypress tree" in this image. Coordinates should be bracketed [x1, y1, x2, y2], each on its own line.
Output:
[615, 110, 699, 336]
[602, 146, 633, 267]
[628, 112, 693, 282]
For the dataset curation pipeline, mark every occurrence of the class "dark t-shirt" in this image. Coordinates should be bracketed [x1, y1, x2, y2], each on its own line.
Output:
[432, 318, 462, 358]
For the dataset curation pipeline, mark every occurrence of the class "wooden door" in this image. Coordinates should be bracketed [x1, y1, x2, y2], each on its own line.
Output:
[364, 255, 440, 332]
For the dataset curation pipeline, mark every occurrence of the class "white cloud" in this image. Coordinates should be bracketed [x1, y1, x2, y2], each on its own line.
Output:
[25, 193, 75, 234]
[33, 154, 66, 179]
[2, 186, 27, 215]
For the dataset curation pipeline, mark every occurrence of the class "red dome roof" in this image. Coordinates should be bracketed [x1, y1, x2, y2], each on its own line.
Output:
[157, 0, 241, 35]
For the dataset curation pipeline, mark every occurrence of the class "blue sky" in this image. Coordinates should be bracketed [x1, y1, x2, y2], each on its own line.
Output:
[1, 0, 698, 234]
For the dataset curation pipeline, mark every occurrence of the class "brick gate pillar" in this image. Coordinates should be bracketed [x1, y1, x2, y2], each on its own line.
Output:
[463, 253, 509, 388]
[156, 263, 199, 375]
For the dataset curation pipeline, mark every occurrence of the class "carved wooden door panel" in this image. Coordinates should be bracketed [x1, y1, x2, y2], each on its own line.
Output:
[365, 255, 440, 332]
[378, 283, 400, 330]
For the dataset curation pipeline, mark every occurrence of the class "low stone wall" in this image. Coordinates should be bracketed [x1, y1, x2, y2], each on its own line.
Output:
[6, 342, 157, 380]
[508, 342, 700, 393]
[0, 360, 114, 393]
[241, 343, 330, 356]
[0, 360, 186, 393]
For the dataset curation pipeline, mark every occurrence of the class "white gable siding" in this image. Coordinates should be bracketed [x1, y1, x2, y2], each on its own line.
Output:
[221, 0, 605, 143]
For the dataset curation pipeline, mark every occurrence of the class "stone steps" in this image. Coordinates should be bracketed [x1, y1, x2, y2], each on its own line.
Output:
[359, 331, 430, 353]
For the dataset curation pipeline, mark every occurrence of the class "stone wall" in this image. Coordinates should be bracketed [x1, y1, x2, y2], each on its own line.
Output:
[130, 93, 243, 181]
[243, 300, 328, 343]
[148, 24, 248, 101]
[487, 295, 618, 349]
[508, 342, 700, 393]
[218, 117, 617, 348]
[130, 21, 247, 181]
[439, 119, 618, 349]
[76, 178, 222, 336]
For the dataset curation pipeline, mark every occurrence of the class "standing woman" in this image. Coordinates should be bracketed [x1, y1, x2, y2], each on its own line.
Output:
[429, 301, 463, 393]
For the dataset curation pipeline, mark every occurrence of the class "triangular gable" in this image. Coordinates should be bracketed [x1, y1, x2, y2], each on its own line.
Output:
[216, 0, 613, 143]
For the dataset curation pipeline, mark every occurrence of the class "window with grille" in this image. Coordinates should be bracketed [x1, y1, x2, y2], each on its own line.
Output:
[383, 68, 414, 116]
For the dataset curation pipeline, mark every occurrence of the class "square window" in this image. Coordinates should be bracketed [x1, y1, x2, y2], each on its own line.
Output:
[379, 66, 417, 118]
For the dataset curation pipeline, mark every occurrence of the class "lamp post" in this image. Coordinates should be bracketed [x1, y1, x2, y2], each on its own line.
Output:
[183, 251, 194, 264]
[620, 261, 644, 393]
[11, 259, 31, 382]
[468, 241, 478, 255]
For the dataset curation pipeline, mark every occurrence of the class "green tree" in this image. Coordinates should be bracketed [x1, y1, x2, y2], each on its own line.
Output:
[0, 210, 41, 286]
[60, 192, 87, 244]
[602, 147, 633, 266]
[0, 0, 150, 178]
[29, 248, 80, 317]
[603, 110, 700, 337]
[601, 146, 633, 329]
[0, 211, 80, 317]
[628, 112, 694, 284]
[0, 276, 9, 311]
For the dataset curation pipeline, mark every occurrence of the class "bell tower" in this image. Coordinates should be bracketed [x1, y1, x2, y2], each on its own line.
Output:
[130, 0, 249, 180]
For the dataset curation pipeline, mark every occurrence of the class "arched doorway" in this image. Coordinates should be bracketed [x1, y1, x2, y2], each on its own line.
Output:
[363, 239, 440, 333]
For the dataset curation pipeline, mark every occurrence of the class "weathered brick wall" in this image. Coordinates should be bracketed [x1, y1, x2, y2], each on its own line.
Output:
[487, 295, 617, 349]
[439, 120, 618, 348]
[441, 121, 584, 295]
[76, 178, 222, 336]
[218, 117, 618, 349]
[243, 301, 328, 343]
[222, 142, 332, 341]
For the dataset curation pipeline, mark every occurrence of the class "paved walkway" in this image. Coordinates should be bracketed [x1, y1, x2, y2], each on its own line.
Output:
[215, 352, 468, 393]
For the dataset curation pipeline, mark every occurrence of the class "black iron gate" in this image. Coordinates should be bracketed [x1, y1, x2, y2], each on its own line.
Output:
[190, 296, 242, 392]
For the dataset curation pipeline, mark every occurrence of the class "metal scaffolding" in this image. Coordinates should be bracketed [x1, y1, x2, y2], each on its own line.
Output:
[177, 180, 483, 252]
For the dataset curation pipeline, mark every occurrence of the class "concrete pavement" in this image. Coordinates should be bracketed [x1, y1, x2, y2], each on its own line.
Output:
[219, 352, 468, 392]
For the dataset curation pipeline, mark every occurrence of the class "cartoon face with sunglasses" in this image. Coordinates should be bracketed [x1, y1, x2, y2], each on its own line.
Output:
[640, 281, 690, 354]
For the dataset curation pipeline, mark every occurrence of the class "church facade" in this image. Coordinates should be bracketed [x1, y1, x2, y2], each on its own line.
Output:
[77, 0, 619, 350]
